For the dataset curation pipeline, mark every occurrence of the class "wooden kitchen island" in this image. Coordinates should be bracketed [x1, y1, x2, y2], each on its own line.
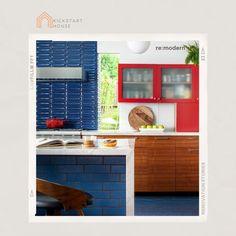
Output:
[82, 131, 199, 193]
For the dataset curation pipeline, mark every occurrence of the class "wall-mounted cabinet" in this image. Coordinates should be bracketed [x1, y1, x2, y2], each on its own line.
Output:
[118, 64, 156, 102]
[118, 64, 199, 132]
[118, 64, 198, 103]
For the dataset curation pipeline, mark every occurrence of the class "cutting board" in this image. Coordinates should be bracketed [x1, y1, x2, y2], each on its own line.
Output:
[128, 106, 154, 130]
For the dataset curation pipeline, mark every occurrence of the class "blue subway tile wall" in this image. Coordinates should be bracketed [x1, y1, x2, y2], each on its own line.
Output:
[36, 40, 97, 130]
[36, 155, 126, 216]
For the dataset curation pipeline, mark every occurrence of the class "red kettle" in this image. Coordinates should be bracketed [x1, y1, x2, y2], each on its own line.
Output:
[46, 119, 65, 129]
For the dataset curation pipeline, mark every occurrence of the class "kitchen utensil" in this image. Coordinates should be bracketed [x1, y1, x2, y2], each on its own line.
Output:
[128, 106, 154, 130]
[46, 119, 65, 129]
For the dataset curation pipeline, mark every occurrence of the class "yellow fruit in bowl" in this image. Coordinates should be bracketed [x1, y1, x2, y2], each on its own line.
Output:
[146, 125, 152, 129]
[152, 125, 158, 128]
[140, 125, 146, 128]
[158, 124, 165, 129]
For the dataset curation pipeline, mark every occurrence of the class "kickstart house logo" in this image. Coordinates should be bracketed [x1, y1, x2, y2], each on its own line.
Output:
[36, 11, 82, 29]
[36, 12, 53, 28]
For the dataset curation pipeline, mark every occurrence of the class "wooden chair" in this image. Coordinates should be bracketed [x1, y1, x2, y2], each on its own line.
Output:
[36, 178, 93, 216]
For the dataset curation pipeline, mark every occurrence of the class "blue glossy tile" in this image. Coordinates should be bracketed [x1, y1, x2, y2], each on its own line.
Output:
[103, 157, 126, 165]
[67, 109, 81, 114]
[68, 48, 81, 54]
[37, 64, 52, 67]
[37, 60, 51, 65]
[84, 165, 110, 173]
[110, 191, 126, 199]
[135, 195, 199, 216]
[94, 199, 120, 207]
[67, 173, 120, 182]
[37, 57, 51, 62]
[50, 156, 77, 165]
[36, 40, 97, 130]
[120, 174, 126, 182]
[78, 182, 103, 191]
[76, 156, 103, 165]
[88, 191, 110, 199]
[66, 63, 81, 67]
[52, 42, 67, 48]
[54, 165, 84, 173]
[37, 156, 51, 165]
[52, 63, 67, 67]
[52, 59, 66, 64]
[111, 165, 126, 174]
[52, 48, 66, 53]
[103, 182, 126, 191]
[103, 208, 126, 216]
[83, 208, 102, 216]
[37, 173, 67, 183]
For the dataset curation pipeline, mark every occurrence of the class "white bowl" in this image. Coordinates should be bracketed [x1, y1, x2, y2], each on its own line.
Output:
[139, 128, 165, 132]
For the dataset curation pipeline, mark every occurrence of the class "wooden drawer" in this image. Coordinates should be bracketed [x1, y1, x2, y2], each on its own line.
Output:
[96, 135, 199, 193]
[135, 145, 175, 192]
[96, 135, 136, 139]
[175, 136, 199, 148]
[135, 136, 175, 148]
[175, 142, 199, 192]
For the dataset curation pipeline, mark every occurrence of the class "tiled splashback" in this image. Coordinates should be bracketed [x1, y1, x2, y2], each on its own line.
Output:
[36, 41, 98, 130]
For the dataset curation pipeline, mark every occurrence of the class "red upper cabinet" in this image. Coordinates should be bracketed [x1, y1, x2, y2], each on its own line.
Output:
[118, 64, 158, 103]
[176, 102, 199, 132]
[158, 64, 198, 103]
[118, 64, 199, 103]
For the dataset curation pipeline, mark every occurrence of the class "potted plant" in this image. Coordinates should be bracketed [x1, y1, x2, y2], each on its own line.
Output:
[184, 41, 199, 65]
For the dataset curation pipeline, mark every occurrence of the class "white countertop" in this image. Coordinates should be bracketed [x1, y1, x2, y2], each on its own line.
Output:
[37, 139, 135, 156]
[37, 130, 199, 136]
[81, 130, 199, 136]
[37, 130, 82, 136]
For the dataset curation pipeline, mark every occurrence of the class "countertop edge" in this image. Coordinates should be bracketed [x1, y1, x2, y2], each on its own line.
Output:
[37, 130, 199, 136]
[81, 131, 199, 136]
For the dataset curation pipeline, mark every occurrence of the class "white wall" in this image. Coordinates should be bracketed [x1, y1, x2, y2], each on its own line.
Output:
[118, 103, 176, 131]
[97, 41, 194, 130]
[98, 40, 194, 63]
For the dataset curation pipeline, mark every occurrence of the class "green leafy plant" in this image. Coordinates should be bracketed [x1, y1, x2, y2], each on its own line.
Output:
[184, 41, 199, 65]
[100, 54, 120, 130]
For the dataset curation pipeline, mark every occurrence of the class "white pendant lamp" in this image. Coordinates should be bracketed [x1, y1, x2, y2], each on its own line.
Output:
[127, 41, 150, 54]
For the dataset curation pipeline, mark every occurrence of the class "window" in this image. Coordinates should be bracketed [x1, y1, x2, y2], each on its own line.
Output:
[99, 54, 120, 130]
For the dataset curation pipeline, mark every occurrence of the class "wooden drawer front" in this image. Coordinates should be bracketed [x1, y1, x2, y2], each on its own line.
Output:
[135, 175, 175, 192]
[135, 147, 175, 192]
[135, 137, 175, 148]
[176, 147, 199, 192]
[135, 150, 149, 175]
[135, 147, 175, 174]
[135, 175, 150, 192]
[175, 136, 199, 148]
[96, 135, 136, 139]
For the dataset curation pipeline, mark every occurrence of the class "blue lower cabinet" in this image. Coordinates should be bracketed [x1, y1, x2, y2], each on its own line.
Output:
[36, 155, 126, 216]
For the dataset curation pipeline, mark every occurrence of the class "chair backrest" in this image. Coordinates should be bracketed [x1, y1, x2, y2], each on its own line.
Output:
[37, 178, 88, 211]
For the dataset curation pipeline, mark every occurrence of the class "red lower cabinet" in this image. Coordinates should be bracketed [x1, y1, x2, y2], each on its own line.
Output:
[176, 103, 199, 132]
